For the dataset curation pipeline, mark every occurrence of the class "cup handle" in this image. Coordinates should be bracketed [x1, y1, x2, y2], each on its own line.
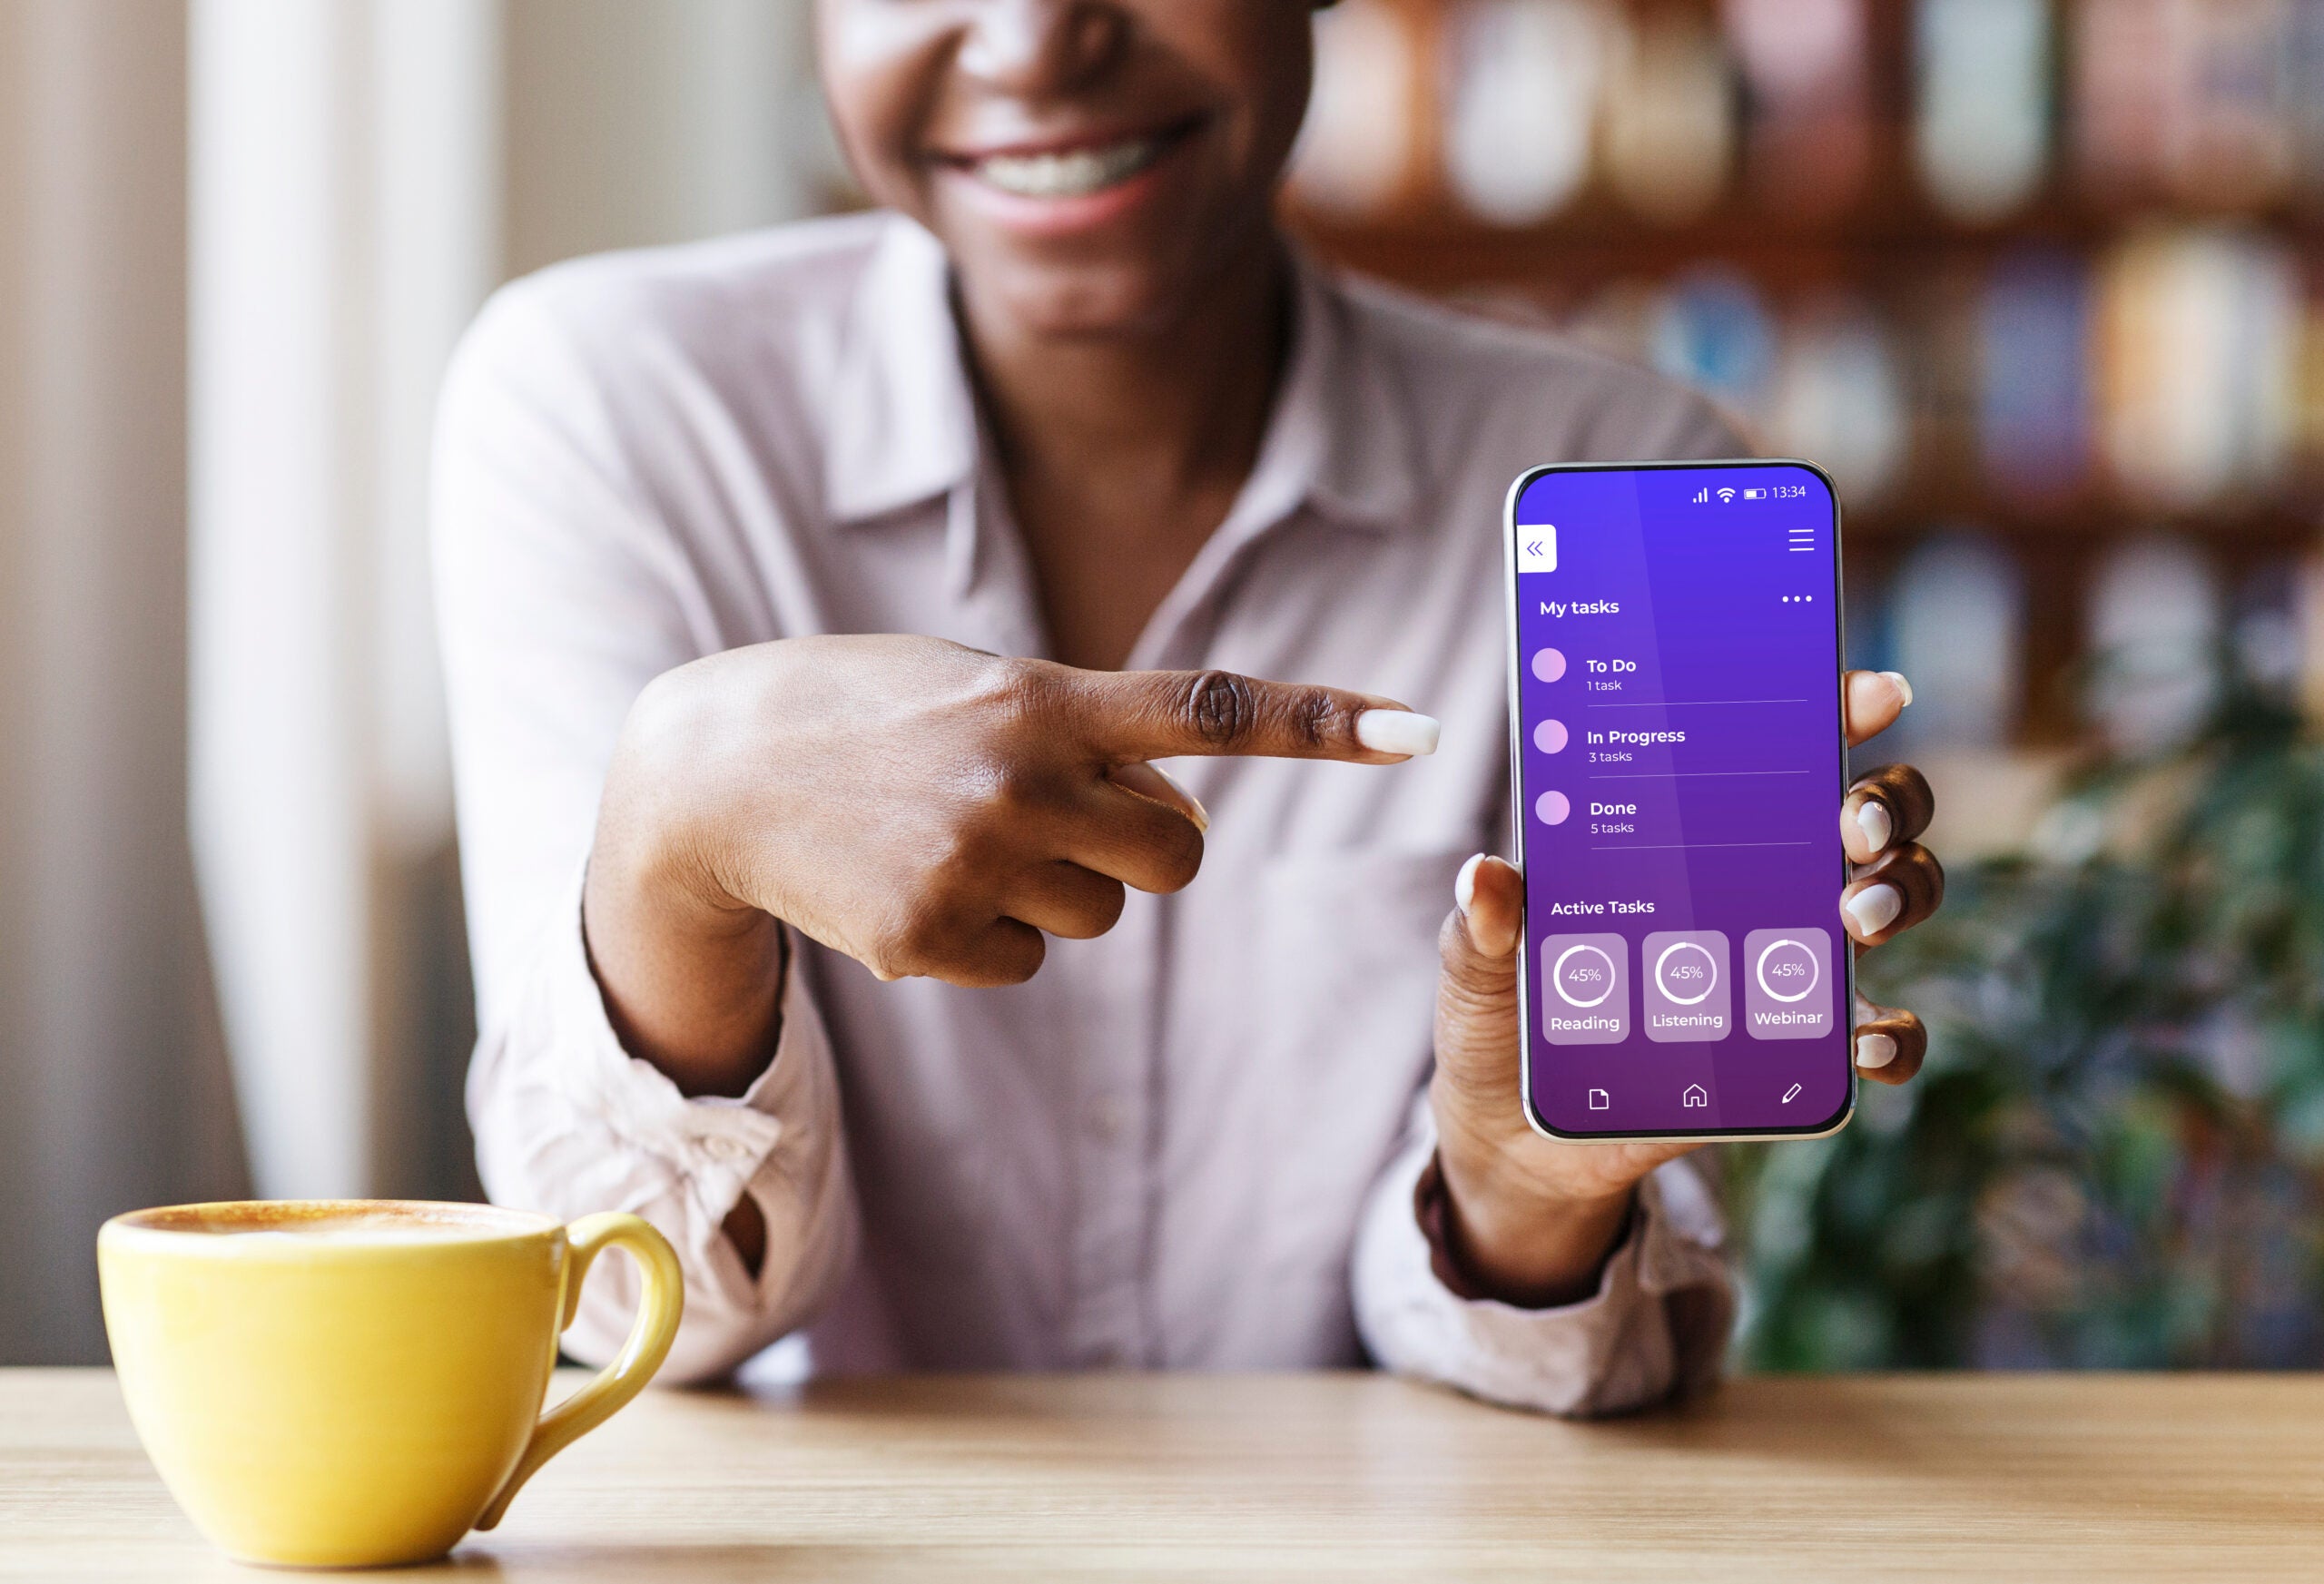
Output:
[475, 1211, 684, 1530]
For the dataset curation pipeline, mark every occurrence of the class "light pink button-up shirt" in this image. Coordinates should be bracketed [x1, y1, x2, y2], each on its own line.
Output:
[433, 212, 1738, 1413]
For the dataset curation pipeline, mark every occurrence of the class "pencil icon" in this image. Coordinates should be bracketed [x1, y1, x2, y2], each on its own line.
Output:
[1781, 1082, 1803, 1104]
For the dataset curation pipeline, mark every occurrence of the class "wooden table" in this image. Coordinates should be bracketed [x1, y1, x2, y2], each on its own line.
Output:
[5, 1368, 2321, 1579]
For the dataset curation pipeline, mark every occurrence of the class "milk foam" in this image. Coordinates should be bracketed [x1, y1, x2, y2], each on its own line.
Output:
[212, 1223, 503, 1245]
[107, 1203, 544, 1246]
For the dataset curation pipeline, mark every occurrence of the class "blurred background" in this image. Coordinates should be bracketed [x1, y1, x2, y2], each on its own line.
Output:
[2, 0, 2321, 1371]
[0, 0, 832, 1363]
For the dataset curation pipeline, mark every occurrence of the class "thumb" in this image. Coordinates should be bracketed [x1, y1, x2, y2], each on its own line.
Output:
[1434, 855, 1523, 1109]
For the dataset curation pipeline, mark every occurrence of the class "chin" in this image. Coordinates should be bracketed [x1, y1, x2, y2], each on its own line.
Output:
[961, 247, 1205, 341]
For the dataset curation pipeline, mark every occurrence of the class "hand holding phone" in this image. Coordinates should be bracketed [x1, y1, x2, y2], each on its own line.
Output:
[1421, 461, 1941, 1304]
[1505, 461, 1940, 1141]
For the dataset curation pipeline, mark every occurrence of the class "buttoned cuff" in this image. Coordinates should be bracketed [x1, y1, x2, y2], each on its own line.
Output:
[1354, 1143, 1733, 1417]
[480, 850, 855, 1347]
[1410, 1152, 1640, 1307]
[556, 874, 794, 1192]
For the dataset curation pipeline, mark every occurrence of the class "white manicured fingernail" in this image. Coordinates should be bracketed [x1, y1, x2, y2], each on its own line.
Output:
[1845, 883, 1902, 938]
[1145, 762, 1209, 833]
[1880, 671, 1914, 708]
[1855, 1031, 1896, 1070]
[1354, 710, 1441, 757]
[1856, 801, 1892, 854]
[1454, 853, 1485, 916]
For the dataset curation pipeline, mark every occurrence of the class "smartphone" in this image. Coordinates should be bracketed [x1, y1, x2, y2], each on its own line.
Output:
[1504, 460, 1853, 1143]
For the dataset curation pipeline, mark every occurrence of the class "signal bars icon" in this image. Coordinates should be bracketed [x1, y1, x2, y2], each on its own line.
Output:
[1693, 487, 1738, 505]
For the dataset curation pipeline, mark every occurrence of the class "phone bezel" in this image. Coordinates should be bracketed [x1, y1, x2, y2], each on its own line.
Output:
[1503, 458, 1857, 1146]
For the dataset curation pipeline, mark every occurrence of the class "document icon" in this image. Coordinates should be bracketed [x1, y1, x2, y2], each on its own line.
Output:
[1588, 1088, 1610, 1111]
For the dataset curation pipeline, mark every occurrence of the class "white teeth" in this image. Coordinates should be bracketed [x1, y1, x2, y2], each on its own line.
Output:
[975, 137, 1164, 199]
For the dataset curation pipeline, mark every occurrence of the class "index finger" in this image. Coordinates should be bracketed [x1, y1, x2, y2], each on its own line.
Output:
[1069, 667, 1441, 764]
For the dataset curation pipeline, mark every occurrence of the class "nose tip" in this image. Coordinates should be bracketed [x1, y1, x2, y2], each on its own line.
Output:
[957, 0, 1127, 91]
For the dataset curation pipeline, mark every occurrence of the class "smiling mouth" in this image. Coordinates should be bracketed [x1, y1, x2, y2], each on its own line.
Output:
[956, 122, 1196, 201]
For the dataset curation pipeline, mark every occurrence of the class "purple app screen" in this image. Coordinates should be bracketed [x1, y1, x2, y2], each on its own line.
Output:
[1513, 464, 1850, 1137]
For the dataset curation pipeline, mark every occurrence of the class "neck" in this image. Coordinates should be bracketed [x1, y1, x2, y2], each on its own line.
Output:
[956, 233, 1293, 508]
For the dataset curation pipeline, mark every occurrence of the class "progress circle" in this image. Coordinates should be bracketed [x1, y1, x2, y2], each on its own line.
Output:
[1551, 944, 1617, 1009]
[1754, 938, 1820, 1004]
[1653, 941, 1718, 1007]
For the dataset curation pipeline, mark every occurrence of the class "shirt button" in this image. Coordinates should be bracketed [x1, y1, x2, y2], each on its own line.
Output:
[701, 1135, 754, 1165]
[1088, 1097, 1131, 1144]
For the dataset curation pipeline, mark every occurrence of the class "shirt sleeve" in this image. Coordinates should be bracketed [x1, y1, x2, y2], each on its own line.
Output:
[1350, 1097, 1734, 1416]
[433, 275, 857, 1384]
[468, 862, 857, 1383]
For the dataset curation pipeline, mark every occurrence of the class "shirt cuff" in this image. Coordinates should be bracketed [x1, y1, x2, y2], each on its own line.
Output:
[556, 875, 792, 1195]
[499, 863, 855, 1319]
[1410, 1152, 1640, 1307]
[1354, 1143, 1734, 1417]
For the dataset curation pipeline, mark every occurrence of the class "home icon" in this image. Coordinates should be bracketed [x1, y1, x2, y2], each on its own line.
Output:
[1681, 1084, 1709, 1108]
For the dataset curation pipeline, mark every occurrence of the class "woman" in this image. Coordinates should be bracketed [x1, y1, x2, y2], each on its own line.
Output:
[433, 0, 1940, 1413]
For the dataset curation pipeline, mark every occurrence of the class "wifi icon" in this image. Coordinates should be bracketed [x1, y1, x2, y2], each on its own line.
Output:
[1718, 487, 1738, 504]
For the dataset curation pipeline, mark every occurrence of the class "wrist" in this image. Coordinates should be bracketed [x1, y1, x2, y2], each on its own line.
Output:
[1431, 1129, 1636, 1308]
[585, 671, 788, 1098]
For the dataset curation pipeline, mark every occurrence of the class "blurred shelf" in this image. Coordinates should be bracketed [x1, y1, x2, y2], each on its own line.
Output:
[1293, 201, 2324, 300]
[1302, 0, 2324, 755]
[1312, 0, 2324, 288]
[1844, 497, 2324, 546]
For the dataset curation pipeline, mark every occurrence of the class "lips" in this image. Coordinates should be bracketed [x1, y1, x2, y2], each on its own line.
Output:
[944, 118, 1200, 202]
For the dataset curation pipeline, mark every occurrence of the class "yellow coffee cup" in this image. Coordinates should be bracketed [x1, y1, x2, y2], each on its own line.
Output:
[96, 1198, 683, 1569]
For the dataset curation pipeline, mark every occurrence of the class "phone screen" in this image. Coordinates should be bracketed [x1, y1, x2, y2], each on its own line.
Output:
[1507, 461, 1852, 1140]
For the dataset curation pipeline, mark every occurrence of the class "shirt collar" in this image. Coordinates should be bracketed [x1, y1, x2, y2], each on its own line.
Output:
[1261, 246, 1423, 534]
[822, 218, 980, 524]
[822, 213, 1423, 535]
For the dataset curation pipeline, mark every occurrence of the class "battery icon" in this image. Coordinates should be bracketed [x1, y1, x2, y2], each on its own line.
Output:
[1741, 487, 1768, 500]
